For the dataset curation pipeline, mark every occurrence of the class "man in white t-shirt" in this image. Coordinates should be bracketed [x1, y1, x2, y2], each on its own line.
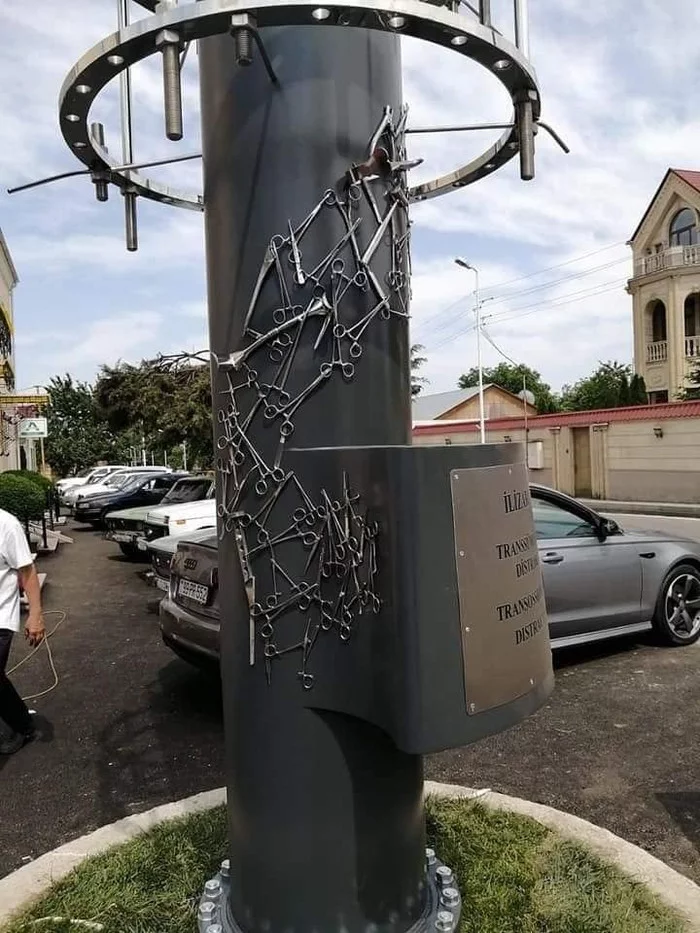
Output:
[0, 508, 45, 755]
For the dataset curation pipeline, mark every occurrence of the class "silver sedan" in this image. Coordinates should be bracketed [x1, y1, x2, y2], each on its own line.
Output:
[531, 485, 700, 649]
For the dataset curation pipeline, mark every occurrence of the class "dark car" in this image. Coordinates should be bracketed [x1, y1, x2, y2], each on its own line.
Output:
[159, 485, 700, 668]
[73, 472, 188, 528]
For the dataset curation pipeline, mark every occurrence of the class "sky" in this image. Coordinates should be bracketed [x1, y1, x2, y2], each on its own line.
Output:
[1, 0, 700, 396]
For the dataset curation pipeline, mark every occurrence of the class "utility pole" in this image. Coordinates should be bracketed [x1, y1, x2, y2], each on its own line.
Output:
[455, 258, 486, 443]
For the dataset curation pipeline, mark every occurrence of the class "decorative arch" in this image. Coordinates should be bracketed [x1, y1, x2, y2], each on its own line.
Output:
[646, 298, 667, 343]
[669, 207, 698, 247]
[685, 293, 700, 337]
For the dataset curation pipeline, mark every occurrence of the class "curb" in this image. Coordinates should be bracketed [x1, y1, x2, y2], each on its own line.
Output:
[0, 788, 225, 927]
[2, 783, 699, 931]
[580, 498, 700, 518]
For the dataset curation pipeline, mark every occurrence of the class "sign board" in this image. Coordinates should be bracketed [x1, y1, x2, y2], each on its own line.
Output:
[19, 417, 48, 439]
[451, 461, 551, 715]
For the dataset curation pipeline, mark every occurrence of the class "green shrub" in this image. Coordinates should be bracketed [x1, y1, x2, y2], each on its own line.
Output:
[0, 474, 46, 521]
[4, 469, 54, 493]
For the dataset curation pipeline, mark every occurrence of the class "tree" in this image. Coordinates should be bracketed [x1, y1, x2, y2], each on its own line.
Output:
[411, 344, 429, 397]
[94, 358, 214, 469]
[44, 375, 117, 477]
[560, 361, 647, 412]
[629, 373, 648, 405]
[458, 362, 559, 414]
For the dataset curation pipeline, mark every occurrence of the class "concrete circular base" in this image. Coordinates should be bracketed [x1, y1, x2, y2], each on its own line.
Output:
[1, 782, 699, 932]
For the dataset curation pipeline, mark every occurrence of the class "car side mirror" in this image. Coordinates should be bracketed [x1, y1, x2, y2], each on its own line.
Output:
[598, 518, 620, 540]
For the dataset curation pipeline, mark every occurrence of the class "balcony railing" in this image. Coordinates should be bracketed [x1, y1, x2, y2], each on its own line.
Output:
[687, 335, 700, 359]
[634, 245, 700, 278]
[646, 340, 668, 363]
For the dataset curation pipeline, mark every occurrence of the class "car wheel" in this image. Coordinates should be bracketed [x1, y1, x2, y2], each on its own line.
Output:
[119, 542, 139, 559]
[653, 563, 700, 646]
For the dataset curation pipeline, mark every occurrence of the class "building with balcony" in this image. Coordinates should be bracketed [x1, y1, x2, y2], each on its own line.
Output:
[0, 228, 16, 394]
[629, 169, 700, 402]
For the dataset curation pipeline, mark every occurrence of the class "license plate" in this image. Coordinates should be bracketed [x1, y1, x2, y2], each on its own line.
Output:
[178, 578, 209, 604]
[156, 577, 169, 592]
[112, 532, 133, 543]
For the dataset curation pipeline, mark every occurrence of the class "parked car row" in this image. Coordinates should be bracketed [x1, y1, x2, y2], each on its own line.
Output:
[154, 486, 700, 669]
[60, 470, 700, 670]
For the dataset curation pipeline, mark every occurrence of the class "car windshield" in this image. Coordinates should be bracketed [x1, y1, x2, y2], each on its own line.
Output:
[121, 474, 149, 491]
[163, 479, 212, 504]
[105, 473, 130, 488]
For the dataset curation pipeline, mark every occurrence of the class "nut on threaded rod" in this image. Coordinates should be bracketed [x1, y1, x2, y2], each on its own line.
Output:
[156, 29, 184, 141]
[231, 13, 255, 66]
[89, 122, 109, 202]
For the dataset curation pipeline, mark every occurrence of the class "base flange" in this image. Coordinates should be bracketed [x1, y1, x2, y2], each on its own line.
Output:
[197, 848, 462, 933]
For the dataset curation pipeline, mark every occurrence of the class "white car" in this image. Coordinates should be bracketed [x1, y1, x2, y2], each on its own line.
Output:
[57, 465, 128, 498]
[140, 495, 217, 548]
[66, 466, 173, 505]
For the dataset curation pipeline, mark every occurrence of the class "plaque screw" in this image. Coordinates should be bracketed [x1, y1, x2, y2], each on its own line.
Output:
[206, 926, 223, 933]
[469, 702, 476, 713]
[436, 865, 454, 887]
[530, 678, 534, 686]
[425, 847, 437, 865]
[435, 910, 455, 931]
[459, 550, 465, 557]
[220, 858, 230, 879]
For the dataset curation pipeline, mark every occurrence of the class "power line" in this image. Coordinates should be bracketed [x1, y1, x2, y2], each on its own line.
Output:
[414, 246, 630, 338]
[480, 240, 628, 293]
[425, 278, 627, 350]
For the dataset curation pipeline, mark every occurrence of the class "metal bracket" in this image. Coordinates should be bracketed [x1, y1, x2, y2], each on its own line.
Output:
[55, 0, 542, 211]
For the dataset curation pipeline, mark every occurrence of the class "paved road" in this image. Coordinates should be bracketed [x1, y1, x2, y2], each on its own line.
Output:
[429, 510, 700, 883]
[0, 522, 225, 879]
[2, 513, 700, 887]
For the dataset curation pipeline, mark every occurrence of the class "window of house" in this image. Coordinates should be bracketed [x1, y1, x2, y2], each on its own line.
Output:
[669, 208, 698, 247]
[684, 293, 700, 337]
[648, 391, 669, 405]
[651, 300, 667, 342]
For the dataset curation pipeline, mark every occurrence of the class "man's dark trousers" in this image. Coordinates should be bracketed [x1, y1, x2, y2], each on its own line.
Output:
[0, 629, 32, 734]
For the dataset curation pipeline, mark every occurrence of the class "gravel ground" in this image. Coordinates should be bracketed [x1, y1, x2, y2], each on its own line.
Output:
[2, 520, 700, 885]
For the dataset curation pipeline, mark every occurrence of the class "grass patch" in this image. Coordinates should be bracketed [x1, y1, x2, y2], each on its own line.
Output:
[2, 798, 686, 933]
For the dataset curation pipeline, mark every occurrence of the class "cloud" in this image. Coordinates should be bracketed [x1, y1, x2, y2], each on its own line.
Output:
[2, 0, 700, 396]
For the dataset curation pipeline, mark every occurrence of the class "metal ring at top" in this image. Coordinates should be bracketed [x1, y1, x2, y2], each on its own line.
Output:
[59, 0, 540, 210]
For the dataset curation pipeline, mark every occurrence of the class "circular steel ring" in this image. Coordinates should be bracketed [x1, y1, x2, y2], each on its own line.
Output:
[60, 0, 540, 210]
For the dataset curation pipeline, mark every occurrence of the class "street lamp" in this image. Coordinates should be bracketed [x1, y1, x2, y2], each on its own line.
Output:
[455, 257, 486, 443]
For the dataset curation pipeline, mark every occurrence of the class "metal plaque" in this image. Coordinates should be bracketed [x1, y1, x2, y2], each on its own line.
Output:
[451, 461, 551, 715]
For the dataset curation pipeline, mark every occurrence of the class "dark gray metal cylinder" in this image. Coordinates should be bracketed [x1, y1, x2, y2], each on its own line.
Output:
[199, 24, 425, 933]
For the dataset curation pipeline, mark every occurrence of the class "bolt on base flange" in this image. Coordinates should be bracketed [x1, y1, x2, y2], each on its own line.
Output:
[197, 849, 462, 933]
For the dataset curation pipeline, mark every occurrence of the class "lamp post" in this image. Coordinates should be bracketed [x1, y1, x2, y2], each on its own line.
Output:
[455, 257, 486, 443]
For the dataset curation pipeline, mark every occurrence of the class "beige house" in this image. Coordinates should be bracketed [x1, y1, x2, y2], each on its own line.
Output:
[0, 229, 16, 393]
[412, 384, 537, 423]
[413, 401, 700, 504]
[629, 168, 700, 402]
[0, 229, 22, 470]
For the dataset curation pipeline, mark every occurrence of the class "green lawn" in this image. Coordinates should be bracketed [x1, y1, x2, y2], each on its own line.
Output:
[1, 798, 686, 933]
